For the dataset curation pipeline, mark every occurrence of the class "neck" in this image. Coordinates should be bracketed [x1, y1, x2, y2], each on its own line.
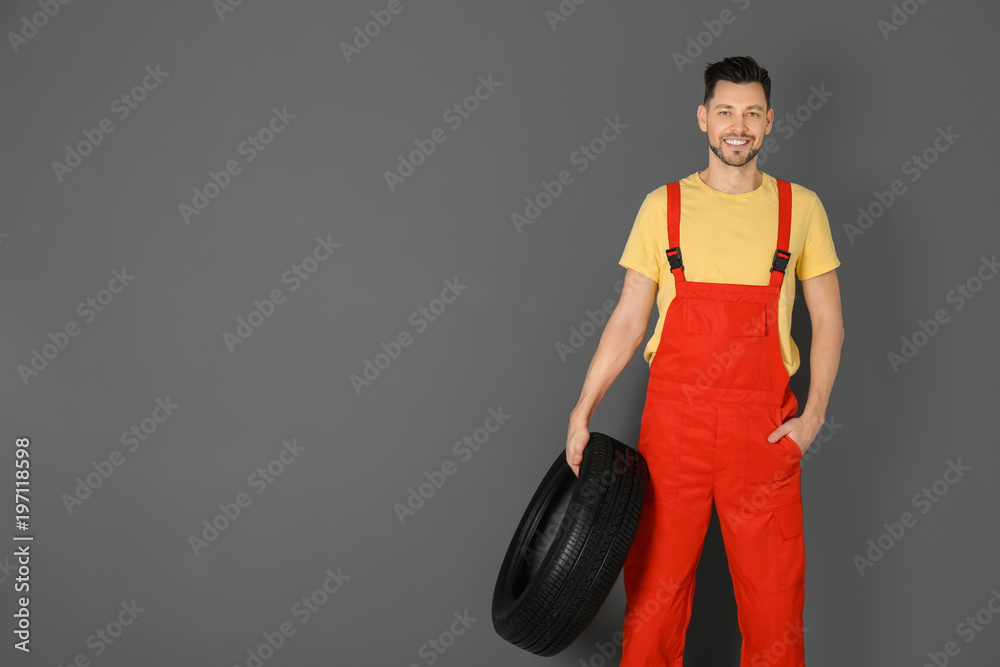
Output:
[698, 161, 763, 194]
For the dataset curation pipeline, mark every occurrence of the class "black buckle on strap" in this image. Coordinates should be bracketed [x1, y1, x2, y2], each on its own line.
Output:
[771, 249, 791, 274]
[665, 246, 684, 272]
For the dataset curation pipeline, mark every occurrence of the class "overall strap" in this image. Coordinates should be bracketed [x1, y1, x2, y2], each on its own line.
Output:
[768, 178, 793, 288]
[664, 181, 685, 284]
[665, 177, 792, 288]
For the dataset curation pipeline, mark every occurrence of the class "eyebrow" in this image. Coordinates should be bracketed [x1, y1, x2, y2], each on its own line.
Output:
[713, 103, 765, 111]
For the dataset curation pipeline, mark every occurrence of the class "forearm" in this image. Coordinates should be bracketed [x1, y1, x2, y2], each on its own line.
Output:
[801, 319, 845, 424]
[571, 316, 643, 424]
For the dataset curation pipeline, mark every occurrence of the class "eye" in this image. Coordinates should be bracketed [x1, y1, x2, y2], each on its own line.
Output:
[720, 111, 729, 115]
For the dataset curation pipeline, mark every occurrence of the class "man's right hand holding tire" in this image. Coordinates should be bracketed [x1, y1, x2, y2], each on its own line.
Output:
[566, 416, 590, 478]
[564, 268, 657, 478]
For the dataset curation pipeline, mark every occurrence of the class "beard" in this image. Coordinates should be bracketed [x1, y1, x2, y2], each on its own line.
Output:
[708, 135, 761, 167]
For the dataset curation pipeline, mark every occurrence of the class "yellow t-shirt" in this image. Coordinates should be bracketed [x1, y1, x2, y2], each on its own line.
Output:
[619, 170, 841, 377]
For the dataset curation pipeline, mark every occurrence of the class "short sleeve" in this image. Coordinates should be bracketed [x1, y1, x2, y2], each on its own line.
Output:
[619, 192, 662, 283]
[796, 195, 841, 280]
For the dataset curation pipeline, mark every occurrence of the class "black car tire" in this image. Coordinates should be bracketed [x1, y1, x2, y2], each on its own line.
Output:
[492, 432, 649, 656]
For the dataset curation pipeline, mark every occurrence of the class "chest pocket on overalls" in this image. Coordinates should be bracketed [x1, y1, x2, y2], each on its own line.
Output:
[680, 300, 769, 337]
[676, 299, 768, 390]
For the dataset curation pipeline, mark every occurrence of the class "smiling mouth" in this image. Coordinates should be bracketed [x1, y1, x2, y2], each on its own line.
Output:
[723, 137, 751, 147]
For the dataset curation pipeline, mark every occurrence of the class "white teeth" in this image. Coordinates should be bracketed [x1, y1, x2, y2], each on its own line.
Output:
[725, 138, 748, 145]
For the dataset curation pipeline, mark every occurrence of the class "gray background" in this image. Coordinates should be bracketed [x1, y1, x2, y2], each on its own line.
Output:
[1, 0, 998, 665]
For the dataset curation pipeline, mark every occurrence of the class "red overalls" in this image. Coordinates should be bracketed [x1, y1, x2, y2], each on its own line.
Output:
[620, 179, 806, 667]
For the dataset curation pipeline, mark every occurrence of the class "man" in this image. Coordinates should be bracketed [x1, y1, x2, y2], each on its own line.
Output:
[564, 56, 844, 666]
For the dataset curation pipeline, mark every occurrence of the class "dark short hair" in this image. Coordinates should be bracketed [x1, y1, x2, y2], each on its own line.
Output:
[703, 56, 771, 110]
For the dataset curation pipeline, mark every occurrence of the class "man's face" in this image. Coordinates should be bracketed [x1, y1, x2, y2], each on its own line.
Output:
[698, 81, 773, 168]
